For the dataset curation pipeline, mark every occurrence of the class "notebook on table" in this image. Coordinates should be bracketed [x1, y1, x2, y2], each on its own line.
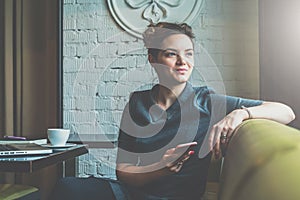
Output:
[0, 143, 53, 157]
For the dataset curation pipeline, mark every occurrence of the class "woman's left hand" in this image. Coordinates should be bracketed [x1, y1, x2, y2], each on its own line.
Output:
[208, 109, 248, 159]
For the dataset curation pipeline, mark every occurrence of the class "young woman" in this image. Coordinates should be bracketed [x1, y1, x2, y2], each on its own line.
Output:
[51, 22, 295, 200]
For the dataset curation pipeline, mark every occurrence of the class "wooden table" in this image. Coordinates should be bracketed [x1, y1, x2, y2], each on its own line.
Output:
[0, 144, 88, 200]
[0, 145, 88, 173]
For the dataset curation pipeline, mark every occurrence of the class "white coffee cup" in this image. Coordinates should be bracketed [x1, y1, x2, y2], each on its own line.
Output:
[47, 128, 70, 146]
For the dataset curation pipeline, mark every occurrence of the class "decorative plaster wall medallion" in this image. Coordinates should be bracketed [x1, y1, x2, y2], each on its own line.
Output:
[107, 0, 204, 38]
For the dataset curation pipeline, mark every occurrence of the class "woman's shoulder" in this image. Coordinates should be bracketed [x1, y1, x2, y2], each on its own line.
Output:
[129, 84, 159, 102]
[191, 85, 216, 112]
[127, 88, 154, 112]
[129, 89, 152, 101]
[192, 85, 216, 97]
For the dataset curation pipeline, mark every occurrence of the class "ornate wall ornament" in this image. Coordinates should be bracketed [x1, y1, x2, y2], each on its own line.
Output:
[107, 0, 204, 38]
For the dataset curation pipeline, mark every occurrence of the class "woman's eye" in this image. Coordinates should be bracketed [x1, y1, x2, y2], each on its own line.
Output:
[165, 52, 177, 57]
[186, 52, 193, 57]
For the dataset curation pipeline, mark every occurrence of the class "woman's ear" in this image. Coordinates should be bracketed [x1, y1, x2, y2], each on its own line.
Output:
[148, 54, 155, 63]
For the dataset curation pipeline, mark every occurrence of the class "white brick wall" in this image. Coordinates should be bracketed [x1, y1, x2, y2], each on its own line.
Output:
[63, 0, 259, 178]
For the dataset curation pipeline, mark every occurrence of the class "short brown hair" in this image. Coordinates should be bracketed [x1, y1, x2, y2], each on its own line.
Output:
[142, 22, 195, 58]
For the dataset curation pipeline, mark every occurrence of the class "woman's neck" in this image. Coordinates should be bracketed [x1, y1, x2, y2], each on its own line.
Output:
[155, 82, 186, 110]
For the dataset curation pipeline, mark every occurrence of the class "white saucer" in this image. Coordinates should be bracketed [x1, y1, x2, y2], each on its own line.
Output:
[42, 143, 77, 148]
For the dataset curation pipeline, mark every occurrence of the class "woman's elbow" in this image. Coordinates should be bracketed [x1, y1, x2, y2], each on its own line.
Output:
[289, 108, 296, 123]
[264, 101, 296, 124]
[284, 104, 296, 124]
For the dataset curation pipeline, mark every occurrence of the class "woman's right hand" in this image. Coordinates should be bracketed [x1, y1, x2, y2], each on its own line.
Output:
[116, 142, 197, 187]
[162, 142, 197, 173]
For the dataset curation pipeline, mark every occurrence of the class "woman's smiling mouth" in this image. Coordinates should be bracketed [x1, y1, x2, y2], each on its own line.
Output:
[176, 68, 188, 74]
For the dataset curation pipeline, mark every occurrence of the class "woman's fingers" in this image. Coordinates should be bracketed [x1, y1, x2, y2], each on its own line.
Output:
[167, 150, 195, 172]
[169, 159, 185, 172]
[210, 118, 235, 158]
[213, 140, 221, 159]
[170, 161, 183, 172]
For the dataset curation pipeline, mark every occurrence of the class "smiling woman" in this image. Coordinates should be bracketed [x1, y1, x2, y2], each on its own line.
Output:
[53, 20, 295, 199]
[149, 33, 194, 88]
[60, 0, 296, 199]
[63, 0, 264, 181]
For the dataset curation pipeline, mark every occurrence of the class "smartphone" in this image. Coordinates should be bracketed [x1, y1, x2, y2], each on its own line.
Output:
[174, 141, 197, 154]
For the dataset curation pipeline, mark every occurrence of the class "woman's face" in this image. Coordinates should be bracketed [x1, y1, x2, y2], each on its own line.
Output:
[150, 34, 194, 86]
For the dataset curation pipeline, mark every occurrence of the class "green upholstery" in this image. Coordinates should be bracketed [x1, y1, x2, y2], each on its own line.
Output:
[0, 184, 40, 200]
[204, 158, 222, 200]
[207, 157, 222, 183]
[219, 119, 300, 200]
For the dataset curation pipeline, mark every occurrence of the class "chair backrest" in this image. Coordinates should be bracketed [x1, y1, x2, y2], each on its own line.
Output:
[0, 184, 40, 200]
[219, 119, 300, 200]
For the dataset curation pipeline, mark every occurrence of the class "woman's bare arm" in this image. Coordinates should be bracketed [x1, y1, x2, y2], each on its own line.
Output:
[244, 101, 295, 124]
[207, 101, 295, 158]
